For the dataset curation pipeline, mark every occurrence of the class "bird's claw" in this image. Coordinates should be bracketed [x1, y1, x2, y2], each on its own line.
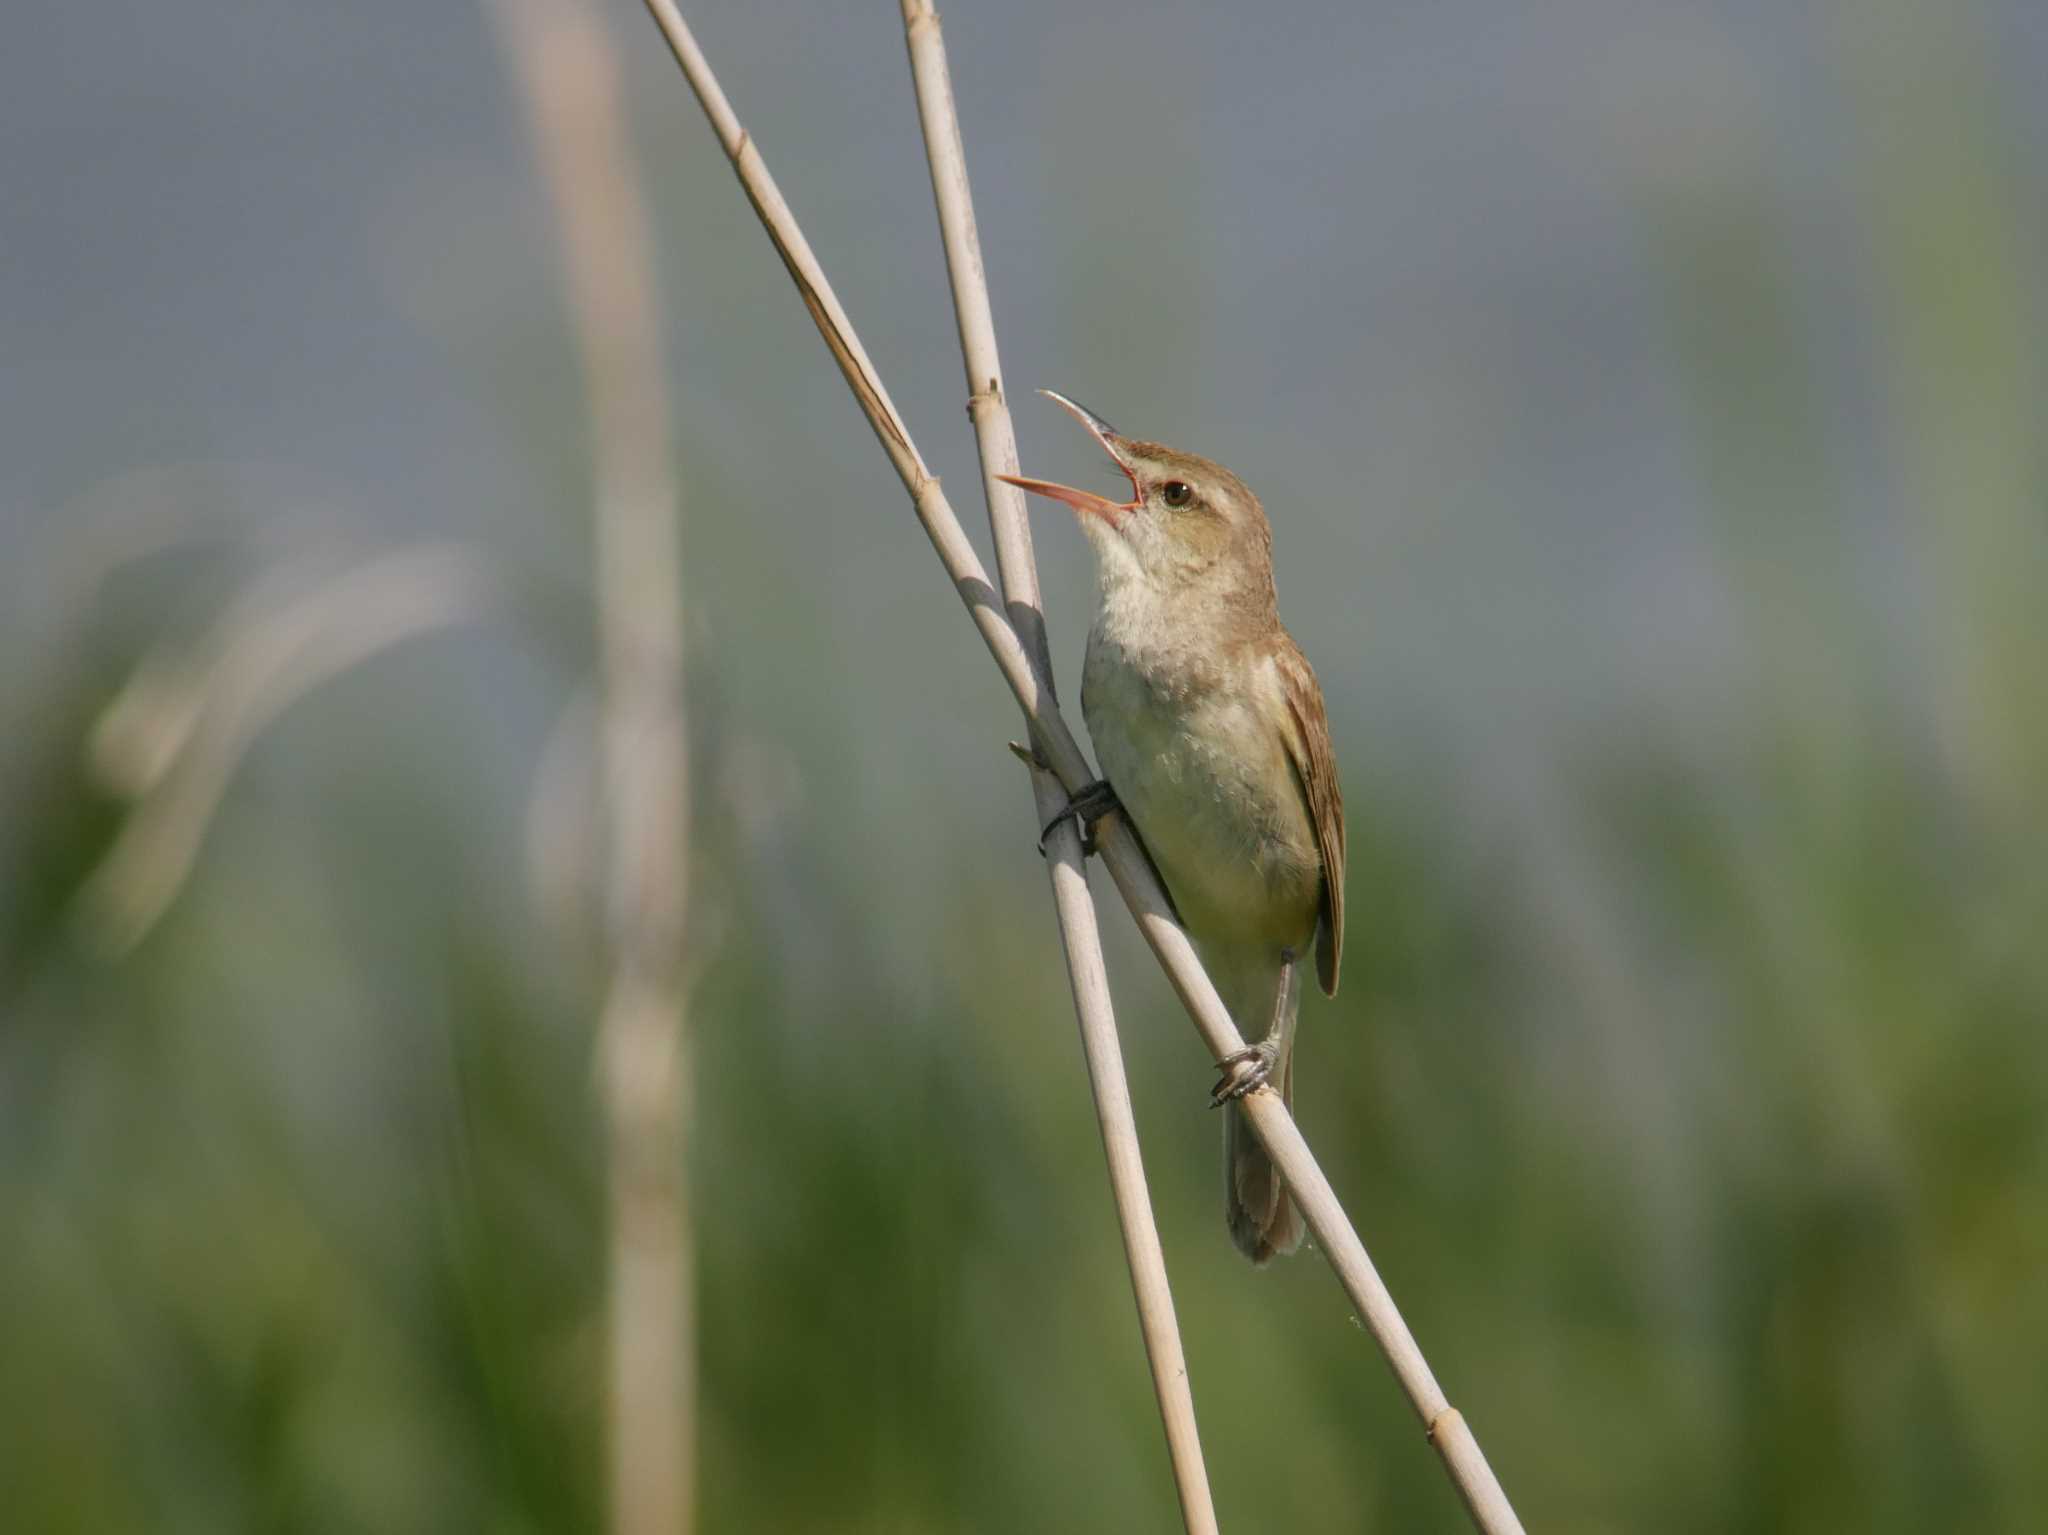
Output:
[1038, 778, 1121, 857]
[1210, 1039, 1281, 1106]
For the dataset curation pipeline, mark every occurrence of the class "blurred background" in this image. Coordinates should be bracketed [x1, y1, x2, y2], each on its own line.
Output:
[4, 0, 2045, 1530]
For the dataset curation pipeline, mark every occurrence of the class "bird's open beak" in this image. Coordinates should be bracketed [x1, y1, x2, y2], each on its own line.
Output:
[996, 390, 1141, 531]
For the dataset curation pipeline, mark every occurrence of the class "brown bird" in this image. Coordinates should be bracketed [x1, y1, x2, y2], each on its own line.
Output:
[1001, 392, 1345, 1264]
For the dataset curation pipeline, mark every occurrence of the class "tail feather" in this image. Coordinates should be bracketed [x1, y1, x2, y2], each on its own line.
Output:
[1225, 1038, 1303, 1265]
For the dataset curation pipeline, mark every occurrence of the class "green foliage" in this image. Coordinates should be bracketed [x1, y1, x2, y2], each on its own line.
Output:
[4, 5, 2045, 1531]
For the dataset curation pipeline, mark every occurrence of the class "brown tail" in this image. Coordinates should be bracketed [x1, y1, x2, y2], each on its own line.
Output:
[1224, 1038, 1303, 1265]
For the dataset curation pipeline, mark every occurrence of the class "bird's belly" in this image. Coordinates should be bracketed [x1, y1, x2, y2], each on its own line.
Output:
[1082, 649, 1321, 959]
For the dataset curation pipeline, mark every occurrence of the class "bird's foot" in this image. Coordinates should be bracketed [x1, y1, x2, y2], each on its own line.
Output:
[1211, 948, 1297, 1105]
[1038, 778, 1121, 858]
[1210, 1037, 1282, 1106]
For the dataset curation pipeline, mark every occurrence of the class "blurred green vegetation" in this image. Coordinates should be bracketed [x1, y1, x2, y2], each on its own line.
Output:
[3, 2, 2046, 1532]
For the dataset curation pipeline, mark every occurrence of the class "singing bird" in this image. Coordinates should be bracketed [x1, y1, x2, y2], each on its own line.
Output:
[1001, 392, 1345, 1264]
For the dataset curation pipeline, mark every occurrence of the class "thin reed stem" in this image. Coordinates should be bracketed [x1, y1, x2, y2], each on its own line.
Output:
[495, 3, 695, 1532]
[898, 4, 1218, 1531]
[77, 545, 492, 952]
[636, 6, 1524, 1529]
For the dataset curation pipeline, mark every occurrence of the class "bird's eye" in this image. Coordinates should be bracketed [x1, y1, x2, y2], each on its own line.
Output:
[1160, 480, 1194, 508]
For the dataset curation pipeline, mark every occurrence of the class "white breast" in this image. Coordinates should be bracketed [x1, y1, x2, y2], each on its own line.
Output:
[1081, 620, 1321, 967]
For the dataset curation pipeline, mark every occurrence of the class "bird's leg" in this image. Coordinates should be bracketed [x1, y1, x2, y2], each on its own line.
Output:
[1038, 778, 1121, 858]
[1211, 948, 1296, 1106]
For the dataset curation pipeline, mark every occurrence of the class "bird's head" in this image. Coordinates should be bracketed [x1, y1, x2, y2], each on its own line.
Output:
[1000, 392, 1273, 604]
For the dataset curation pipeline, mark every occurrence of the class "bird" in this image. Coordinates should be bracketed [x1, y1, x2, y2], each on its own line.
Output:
[1000, 391, 1345, 1264]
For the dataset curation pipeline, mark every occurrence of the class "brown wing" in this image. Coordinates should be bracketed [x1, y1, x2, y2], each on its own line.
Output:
[1276, 639, 1346, 996]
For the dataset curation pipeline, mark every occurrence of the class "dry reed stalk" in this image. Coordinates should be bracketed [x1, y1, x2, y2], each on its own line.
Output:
[493, 3, 695, 1532]
[898, 5, 1218, 1531]
[77, 543, 493, 952]
[636, 5, 1524, 1529]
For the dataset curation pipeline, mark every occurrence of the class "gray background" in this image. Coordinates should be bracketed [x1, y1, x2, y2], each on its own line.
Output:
[4, 2, 2045, 1530]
